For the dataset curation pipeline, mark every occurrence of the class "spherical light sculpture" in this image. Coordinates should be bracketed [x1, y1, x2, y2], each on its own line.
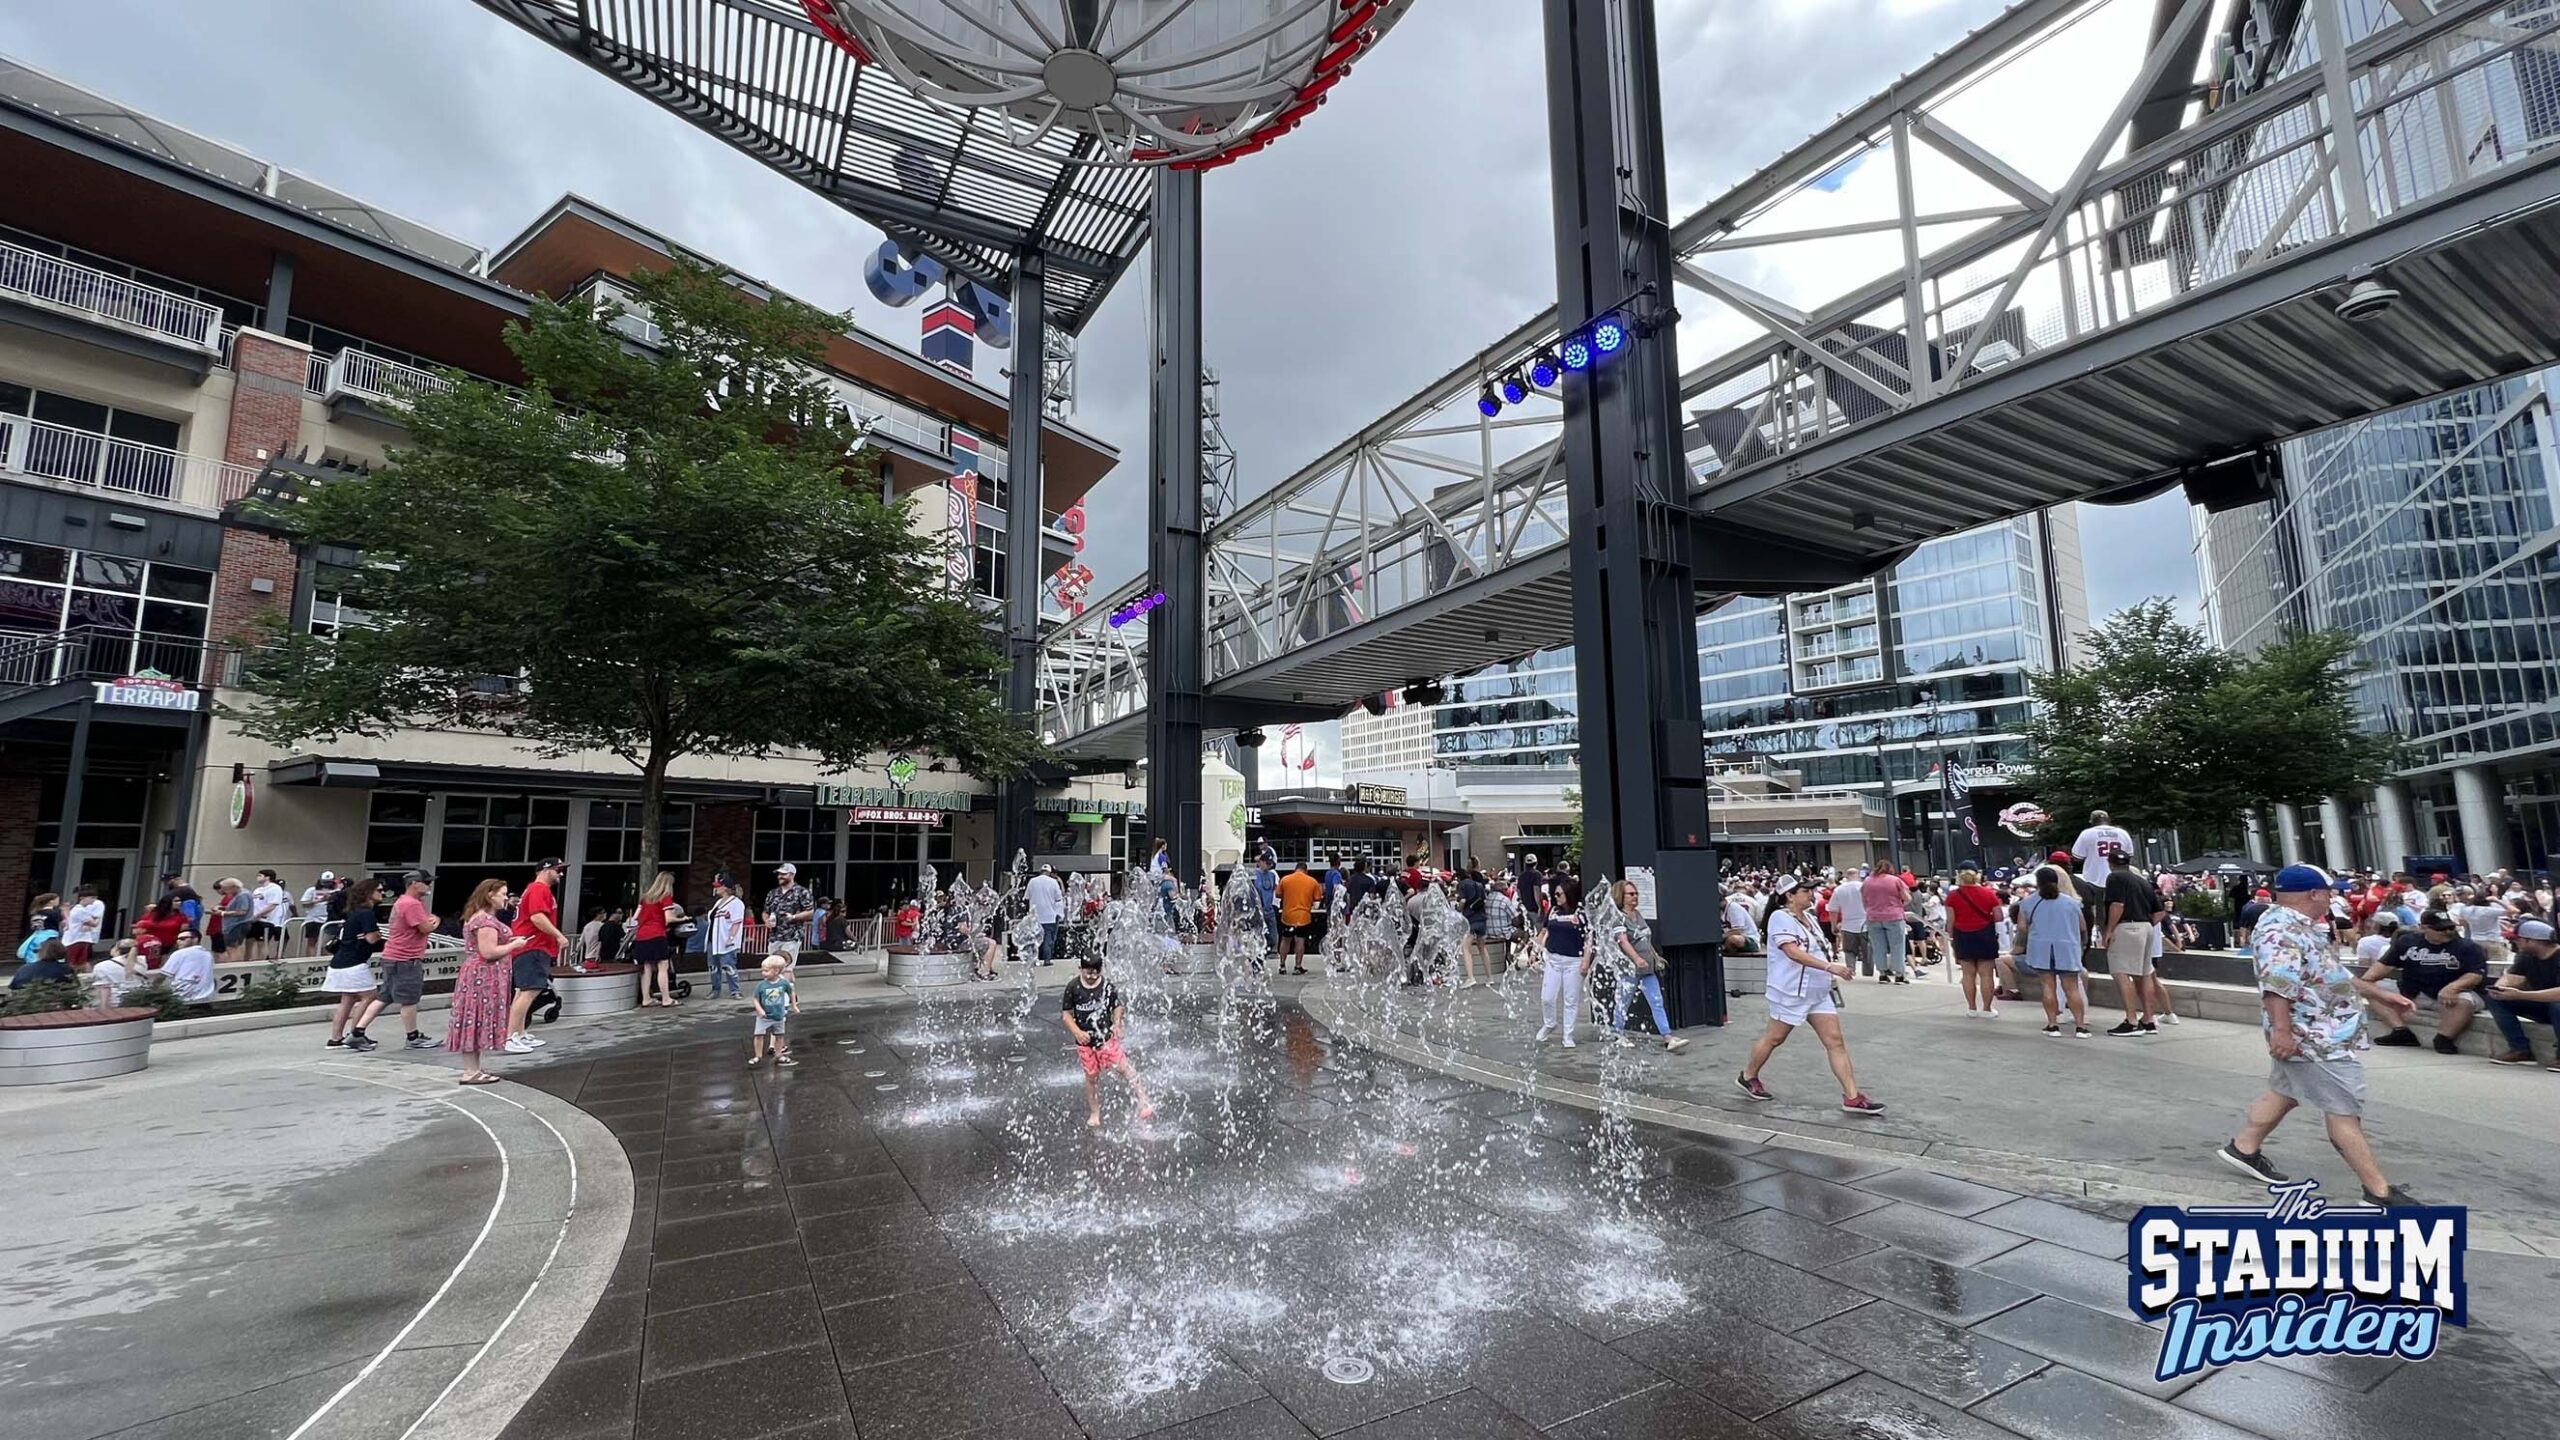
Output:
[800, 1, 1417, 169]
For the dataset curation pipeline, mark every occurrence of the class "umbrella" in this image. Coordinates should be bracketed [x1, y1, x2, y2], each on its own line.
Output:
[2167, 851, 2255, 876]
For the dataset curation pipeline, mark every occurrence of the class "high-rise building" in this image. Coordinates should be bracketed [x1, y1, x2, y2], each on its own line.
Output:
[2196, 377, 2560, 872]
[1408, 510, 2088, 871]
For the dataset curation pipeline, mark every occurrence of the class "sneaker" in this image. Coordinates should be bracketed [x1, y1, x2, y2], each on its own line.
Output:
[2431, 1035, 2461, 1056]
[2362, 1185, 2419, 1207]
[2074, 1026, 2094, 1038]
[1560, 1036, 1577, 1049]
[2042, 1024, 2062, 1037]
[2138, 1021, 2159, 1036]
[2490, 1049, 2535, 1065]
[1534, 1026, 1554, 1044]
[1839, 1093, 1887, 1115]
[347, 1034, 380, 1052]
[746, 1055, 761, 1068]
[1735, 1074, 1772, 1102]
[2106, 1021, 2143, 1037]
[1664, 1037, 1690, 1053]
[2159, 1012, 2181, 1026]
[1893, 975, 1910, 986]
[2373, 1028, 2422, 1047]
[405, 1034, 437, 1050]
[1985, 1006, 1999, 1019]
[521, 1033, 547, 1048]
[2216, 1141, 2288, 1184]
[502, 1035, 538, 1055]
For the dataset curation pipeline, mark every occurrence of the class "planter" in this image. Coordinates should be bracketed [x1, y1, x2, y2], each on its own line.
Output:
[885, 946, 972, 988]
[2182, 919, 2231, 951]
[0, 1006, 154, 1085]
[549, 964, 642, 1019]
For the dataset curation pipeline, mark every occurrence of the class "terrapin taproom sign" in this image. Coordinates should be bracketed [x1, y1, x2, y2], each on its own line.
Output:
[2130, 1181, 2465, 1381]
[95, 672, 198, 712]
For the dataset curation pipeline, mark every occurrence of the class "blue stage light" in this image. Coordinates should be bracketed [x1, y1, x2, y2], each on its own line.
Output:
[1561, 338, 1593, 371]
[1478, 387, 1501, 418]
[1529, 354, 1559, 388]
[1594, 314, 1628, 353]
[1500, 373, 1527, 405]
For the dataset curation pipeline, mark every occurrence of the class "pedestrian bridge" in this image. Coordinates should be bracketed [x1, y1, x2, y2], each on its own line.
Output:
[1042, 0, 2560, 758]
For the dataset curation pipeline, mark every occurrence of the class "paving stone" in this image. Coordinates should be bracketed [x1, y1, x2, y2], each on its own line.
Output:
[1748, 1147, 1903, 1184]
[631, 1343, 849, 1440]
[1818, 1250, 2039, 1327]
[640, 1284, 823, 1382]
[1759, 1374, 2021, 1440]
[1547, 1381, 1773, 1438]
[645, 1241, 809, 1314]
[823, 1280, 1011, 1368]
[655, 1175, 789, 1222]
[1849, 1167, 2015, 1216]
[805, 1231, 976, 1308]
[1706, 1208, 1889, 1270]
[498, 1349, 638, 1440]
[1836, 1200, 2032, 1267]
[1611, 1315, 1861, 1421]
[838, 1337, 1078, 1440]
[1333, 1389, 1541, 1440]
[1972, 1195, 2130, 1258]
[1799, 1298, 2047, 1406]
[1735, 1172, 1897, 1224]
[1461, 1312, 1666, 1430]
[1973, 1366, 2263, 1440]
[1976, 1239, 2133, 1317]
[648, 1205, 797, 1263]
[1975, 1295, 2201, 1399]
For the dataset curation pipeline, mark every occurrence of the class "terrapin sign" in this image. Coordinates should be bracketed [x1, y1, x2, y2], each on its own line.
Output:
[2130, 1181, 2464, 1381]
[1998, 801, 2049, 838]
[95, 672, 198, 712]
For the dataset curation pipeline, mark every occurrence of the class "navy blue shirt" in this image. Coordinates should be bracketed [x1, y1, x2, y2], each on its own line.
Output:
[1543, 913, 1585, 958]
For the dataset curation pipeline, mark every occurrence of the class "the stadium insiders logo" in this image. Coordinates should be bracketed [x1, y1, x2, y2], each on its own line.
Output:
[2129, 1181, 2464, 1381]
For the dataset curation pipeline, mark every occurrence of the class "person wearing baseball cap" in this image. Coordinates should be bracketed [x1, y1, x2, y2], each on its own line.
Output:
[504, 858, 568, 1054]
[1736, 875, 1886, 1115]
[2360, 909, 2489, 1055]
[763, 862, 815, 973]
[2219, 864, 2418, 1206]
[2483, 918, 2560, 1070]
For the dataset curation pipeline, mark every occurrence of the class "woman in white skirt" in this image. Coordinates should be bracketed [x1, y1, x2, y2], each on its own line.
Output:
[322, 878, 385, 1048]
[1736, 875, 1885, 1114]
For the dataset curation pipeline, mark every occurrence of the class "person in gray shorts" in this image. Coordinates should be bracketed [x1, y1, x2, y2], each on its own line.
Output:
[2216, 864, 2419, 1206]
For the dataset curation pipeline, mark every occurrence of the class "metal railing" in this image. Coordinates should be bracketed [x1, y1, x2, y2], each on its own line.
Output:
[323, 349, 455, 409]
[0, 413, 261, 512]
[0, 237, 223, 352]
[0, 627, 212, 695]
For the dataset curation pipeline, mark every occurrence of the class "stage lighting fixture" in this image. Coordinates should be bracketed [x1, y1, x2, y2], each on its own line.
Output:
[1529, 353, 1559, 388]
[1500, 371, 1527, 406]
[1478, 385, 1501, 418]
[1593, 314, 1629, 353]
[1561, 337, 1594, 371]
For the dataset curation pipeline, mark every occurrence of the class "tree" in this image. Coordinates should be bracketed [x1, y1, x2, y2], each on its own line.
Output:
[1560, 787, 1585, 869]
[2023, 600, 2397, 849]
[227, 263, 1036, 879]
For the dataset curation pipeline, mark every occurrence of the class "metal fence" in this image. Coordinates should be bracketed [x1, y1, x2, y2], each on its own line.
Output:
[0, 236, 223, 351]
[0, 414, 261, 511]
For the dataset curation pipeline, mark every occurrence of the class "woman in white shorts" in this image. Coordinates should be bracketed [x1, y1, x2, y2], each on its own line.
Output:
[1737, 875, 1885, 1114]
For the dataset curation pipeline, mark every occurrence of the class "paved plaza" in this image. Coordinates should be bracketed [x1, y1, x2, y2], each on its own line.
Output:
[9, 970, 2555, 1440]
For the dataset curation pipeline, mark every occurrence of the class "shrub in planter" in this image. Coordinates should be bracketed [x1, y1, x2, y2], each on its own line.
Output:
[241, 962, 304, 1011]
[0, 978, 92, 1017]
[2173, 889, 2232, 920]
[117, 975, 192, 1021]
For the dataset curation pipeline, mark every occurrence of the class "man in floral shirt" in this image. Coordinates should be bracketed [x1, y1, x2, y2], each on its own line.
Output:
[2218, 865, 2419, 1206]
[762, 862, 816, 972]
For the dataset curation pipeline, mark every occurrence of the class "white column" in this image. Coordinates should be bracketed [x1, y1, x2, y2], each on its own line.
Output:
[2244, 810, 2273, 866]
[2452, 765, 2506, 872]
[2318, 797, 2355, 873]
[2274, 803, 2308, 864]
[2373, 781, 2417, 873]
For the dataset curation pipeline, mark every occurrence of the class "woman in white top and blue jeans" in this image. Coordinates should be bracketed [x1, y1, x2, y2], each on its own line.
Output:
[1738, 875, 1885, 1114]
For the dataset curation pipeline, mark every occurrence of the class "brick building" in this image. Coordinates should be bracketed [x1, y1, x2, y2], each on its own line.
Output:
[0, 58, 1137, 936]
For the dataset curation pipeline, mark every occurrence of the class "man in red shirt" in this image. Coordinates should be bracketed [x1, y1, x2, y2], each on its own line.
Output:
[505, 858, 569, 1054]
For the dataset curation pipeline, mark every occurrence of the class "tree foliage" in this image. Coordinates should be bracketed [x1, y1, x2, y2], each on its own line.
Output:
[226, 263, 1035, 877]
[2023, 600, 2398, 848]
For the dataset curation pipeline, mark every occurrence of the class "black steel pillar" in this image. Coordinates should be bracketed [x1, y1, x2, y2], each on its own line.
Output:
[51, 699, 94, 897]
[1544, 0, 1724, 1025]
[1145, 170, 1206, 882]
[997, 250, 1048, 873]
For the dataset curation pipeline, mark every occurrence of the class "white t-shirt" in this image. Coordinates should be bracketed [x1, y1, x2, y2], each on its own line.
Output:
[1722, 894, 1760, 944]
[707, 894, 747, 953]
[91, 956, 130, 996]
[63, 899, 104, 946]
[1027, 874, 1064, 925]
[250, 882, 289, 926]
[1764, 909, 1832, 1004]
[299, 885, 332, 920]
[1832, 879, 1868, 932]
[2461, 904, 2507, 942]
[2355, 934, 2394, 967]
[164, 945, 216, 1002]
[2071, 826, 2135, 884]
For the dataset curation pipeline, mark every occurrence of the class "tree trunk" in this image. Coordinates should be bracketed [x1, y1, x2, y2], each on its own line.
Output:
[636, 745, 671, 885]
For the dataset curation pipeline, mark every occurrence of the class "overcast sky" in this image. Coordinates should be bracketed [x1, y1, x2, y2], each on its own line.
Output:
[0, 0, 2199, 628]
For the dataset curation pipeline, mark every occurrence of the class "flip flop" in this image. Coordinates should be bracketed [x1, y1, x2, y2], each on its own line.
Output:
[458, 1074, 501, 1085]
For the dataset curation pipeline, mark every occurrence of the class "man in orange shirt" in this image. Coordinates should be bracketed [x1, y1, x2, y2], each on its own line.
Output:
[1274, 861, 1323, 977]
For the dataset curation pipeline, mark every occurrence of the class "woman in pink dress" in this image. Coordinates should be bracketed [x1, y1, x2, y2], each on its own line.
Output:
[449, 877, 527, 1084]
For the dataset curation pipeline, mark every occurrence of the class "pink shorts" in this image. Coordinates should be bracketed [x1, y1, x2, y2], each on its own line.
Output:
[1077, 1035, 1125, 1076]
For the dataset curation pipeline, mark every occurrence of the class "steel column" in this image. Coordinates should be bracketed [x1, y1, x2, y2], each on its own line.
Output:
[1146, 170, 1206, 881]
[50, 699, 93, 898]
[997, 251, 1048, 873]
[1543, 0, 1723, 1026]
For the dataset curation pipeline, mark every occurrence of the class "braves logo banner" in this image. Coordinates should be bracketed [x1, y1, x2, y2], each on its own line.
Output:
[2130, 1181, 2464, 1381]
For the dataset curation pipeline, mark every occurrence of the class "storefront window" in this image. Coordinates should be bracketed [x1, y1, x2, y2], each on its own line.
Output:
[440, 795, 571, 865]
[587, 800, 694, 866]
[366, 792, 428, 867]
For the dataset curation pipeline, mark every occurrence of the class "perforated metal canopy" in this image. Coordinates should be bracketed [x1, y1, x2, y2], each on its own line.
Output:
[473, 0, 1156, 332]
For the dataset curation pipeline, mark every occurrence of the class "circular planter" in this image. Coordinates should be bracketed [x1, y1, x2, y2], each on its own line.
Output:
[0, 1006, 154, 1086]
[885, 946, 972, 988]
[549, 964, 642, 1019]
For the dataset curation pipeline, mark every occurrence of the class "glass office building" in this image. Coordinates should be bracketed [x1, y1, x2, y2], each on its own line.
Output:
[2197, 375, 2560, 873]
[1423, 511, 2087, 865]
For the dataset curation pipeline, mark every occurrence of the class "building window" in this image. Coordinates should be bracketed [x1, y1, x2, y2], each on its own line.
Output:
[586, 800, 694, 866]
[440, 795, 572, 866]
[754, 807, 839, 868]
[366, 792, 428, 868]
[971, 521, 1009, 604]
[0, 534, 209, 674]
[841, 819, 952, 912]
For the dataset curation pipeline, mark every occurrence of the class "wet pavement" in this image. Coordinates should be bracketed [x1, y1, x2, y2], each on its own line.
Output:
[492, 980, 2560, 1439]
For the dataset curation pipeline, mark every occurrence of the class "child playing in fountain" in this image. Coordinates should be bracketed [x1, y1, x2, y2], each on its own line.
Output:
[747, 956, 799, 1068]
[1061, 954, 1155, 1129]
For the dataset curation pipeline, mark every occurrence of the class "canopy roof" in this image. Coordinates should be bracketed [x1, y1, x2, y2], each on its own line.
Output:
[474, 0, 1156, 332]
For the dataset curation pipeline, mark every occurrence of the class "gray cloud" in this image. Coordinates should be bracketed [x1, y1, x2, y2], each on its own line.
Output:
[0, 0, 2197, 620]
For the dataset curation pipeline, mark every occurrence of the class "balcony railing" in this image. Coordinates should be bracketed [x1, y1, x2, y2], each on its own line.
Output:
[0, 414, 259, 512]
[323, 349, 454, 409]
[0, 238, 223, 354]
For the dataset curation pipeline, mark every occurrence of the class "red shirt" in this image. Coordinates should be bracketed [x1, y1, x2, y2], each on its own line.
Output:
[1947, 883, 2003, 933]
[511, 878, 560, 958]
[631, 901, 669, 942]
[133, 909, 184, 956]
[385, 893, 434, 960]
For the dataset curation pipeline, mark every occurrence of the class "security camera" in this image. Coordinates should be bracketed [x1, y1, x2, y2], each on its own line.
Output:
[2335, 276, 2400, 323]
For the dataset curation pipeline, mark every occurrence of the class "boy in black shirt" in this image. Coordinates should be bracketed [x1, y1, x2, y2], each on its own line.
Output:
[2362, 910, 2488, 1053]
[1061, 955, 1155, 1130]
